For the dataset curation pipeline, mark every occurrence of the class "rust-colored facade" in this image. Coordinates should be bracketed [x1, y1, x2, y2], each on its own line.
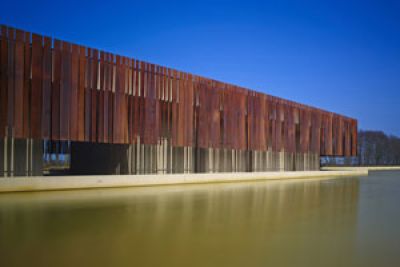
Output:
[0, 25, 357, 176]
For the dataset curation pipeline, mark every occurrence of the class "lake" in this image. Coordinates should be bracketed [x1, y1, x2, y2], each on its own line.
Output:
[1, 171, 400, 267]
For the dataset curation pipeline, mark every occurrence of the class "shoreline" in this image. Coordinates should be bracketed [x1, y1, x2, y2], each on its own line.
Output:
[0, 170, 368, 193]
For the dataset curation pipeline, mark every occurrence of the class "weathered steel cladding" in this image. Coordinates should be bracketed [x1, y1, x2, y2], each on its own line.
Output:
[0, 25, 357, 156]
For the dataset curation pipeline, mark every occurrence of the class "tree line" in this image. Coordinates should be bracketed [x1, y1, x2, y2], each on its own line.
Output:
[357, 130, 400, 166]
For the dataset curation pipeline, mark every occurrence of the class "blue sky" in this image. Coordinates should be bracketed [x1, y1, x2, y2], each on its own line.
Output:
[2, 0, 399, 135]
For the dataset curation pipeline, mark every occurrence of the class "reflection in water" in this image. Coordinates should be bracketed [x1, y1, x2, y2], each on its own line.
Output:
[0, 178, 360, 267]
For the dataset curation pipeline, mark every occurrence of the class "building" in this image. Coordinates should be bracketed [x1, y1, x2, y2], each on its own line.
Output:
[0, 25, 357, 177]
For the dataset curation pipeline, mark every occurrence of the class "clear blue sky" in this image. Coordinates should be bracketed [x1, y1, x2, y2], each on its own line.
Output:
[2, 0, 399, 135]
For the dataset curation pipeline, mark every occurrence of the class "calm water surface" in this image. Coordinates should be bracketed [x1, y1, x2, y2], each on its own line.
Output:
[1, 171, 400, 267]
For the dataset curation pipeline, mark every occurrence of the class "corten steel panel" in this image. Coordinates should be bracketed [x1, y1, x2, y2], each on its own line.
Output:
[165, 68, 169, 139]
[210, 84, 221, 148]
[334, 116, 339, 155]
[220, 85, 226, 148]
[253, 93, 262, 151]
[197, 81, 208, 148]
[219, 85, 224, 147]
[90, 49, 98, 142]
[351, 120, 357, 156]
[288, 105, 294, 154]
[153, 65, 160, 144]
[77, 46, 86, 141]
[0, 26, 8, 138]
[167, 71, 172, 139]
[263, 95, 270, 151]
[274, 102, 283, 152]
[127, 91, 132, 142]
[13, 29, 24, 138]
[161, 97, 167, 138]
[134, 60, 141, 141]
[222, 86, 232, 149]
[70, 44, 79, 141]
[132, 63, 139, 141]
[197, 83, 209, 148]
[328, 113, 334, 156]
[113, 55, 122, 143]
[286, 105, 295, 153]
[155, 69, 161, 144]
[320, 114, 326, 155]
[60, 41, 72, 140]
[171, 70, 178, 146]
[283, 104, 289, 153]
[129, 59, 137, 143]
[187, 75, 194, 146]
[335, 116, 343, 156]
[177, 73, 185, 146]
[247, 93, 255, 150]
[124, 59, 130, 143]
[137, 61, 144, 141]
[299, 109, 306, 154]
[84, 48, 92, 141]
[325, 113, 333, 156]
[158, 68, 167, 138]
[102, 52, 108, 142]
[300, 109, 309, 153]
[259, 95, 267, 151]
[143, 62, 153, 144]
[160, 67, 167, 138]
[127, 59, 133, 143]
[344, 119, 351, 157]
[283, 104, 289, 152]
[310, 111, 321, 154]
[97, 51, 105, 143]
[239, 90, 248, 150]
[123, 59, 131, 144]
[253, 93, 261, 150]
[184, 75, 194, 147]
[7, 28, 15, 137]
[248, 93, 254, 150]
[331, 116, 337, 155]
[103, 53, 111, 143]
[143, 63, 159, 145]
[230, 88, 238, 149]
[31, 33, 43, 139]
[193, 81, 199, 146]
[42, 37, 52, 139]
[121, 57, 128, 144]
[108, 89, 114, 143]
[23, 31, 31, 137]
[279, 101, 285, 152]
[231, 87, 239, 149]
[52, 40, 61, 140]
[293, 107, 299, 153]
[270, 100, 277, 152]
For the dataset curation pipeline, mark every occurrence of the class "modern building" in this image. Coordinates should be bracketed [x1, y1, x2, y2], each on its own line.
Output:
[0, 25, 357, 177]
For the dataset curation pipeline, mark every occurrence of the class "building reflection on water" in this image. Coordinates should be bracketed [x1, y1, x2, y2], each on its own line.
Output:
[0, 178, 360, 267]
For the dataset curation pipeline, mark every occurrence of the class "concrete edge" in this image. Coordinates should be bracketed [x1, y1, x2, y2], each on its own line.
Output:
[0, 170, 369, 193]
[322, 166, 400, 171]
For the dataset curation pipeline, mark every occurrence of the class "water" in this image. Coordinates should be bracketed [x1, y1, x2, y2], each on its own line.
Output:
[1, 171, 400, 267]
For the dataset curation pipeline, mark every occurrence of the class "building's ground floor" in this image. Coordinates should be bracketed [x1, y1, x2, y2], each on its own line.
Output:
[0, 138, 320, 177]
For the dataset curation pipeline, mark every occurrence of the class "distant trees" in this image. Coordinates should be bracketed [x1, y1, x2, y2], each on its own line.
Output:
[321, 130, 400, 166]
[358, 130, 400, 166]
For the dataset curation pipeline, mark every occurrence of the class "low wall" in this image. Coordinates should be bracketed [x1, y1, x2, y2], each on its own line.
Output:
[0, 170, 368, 193]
